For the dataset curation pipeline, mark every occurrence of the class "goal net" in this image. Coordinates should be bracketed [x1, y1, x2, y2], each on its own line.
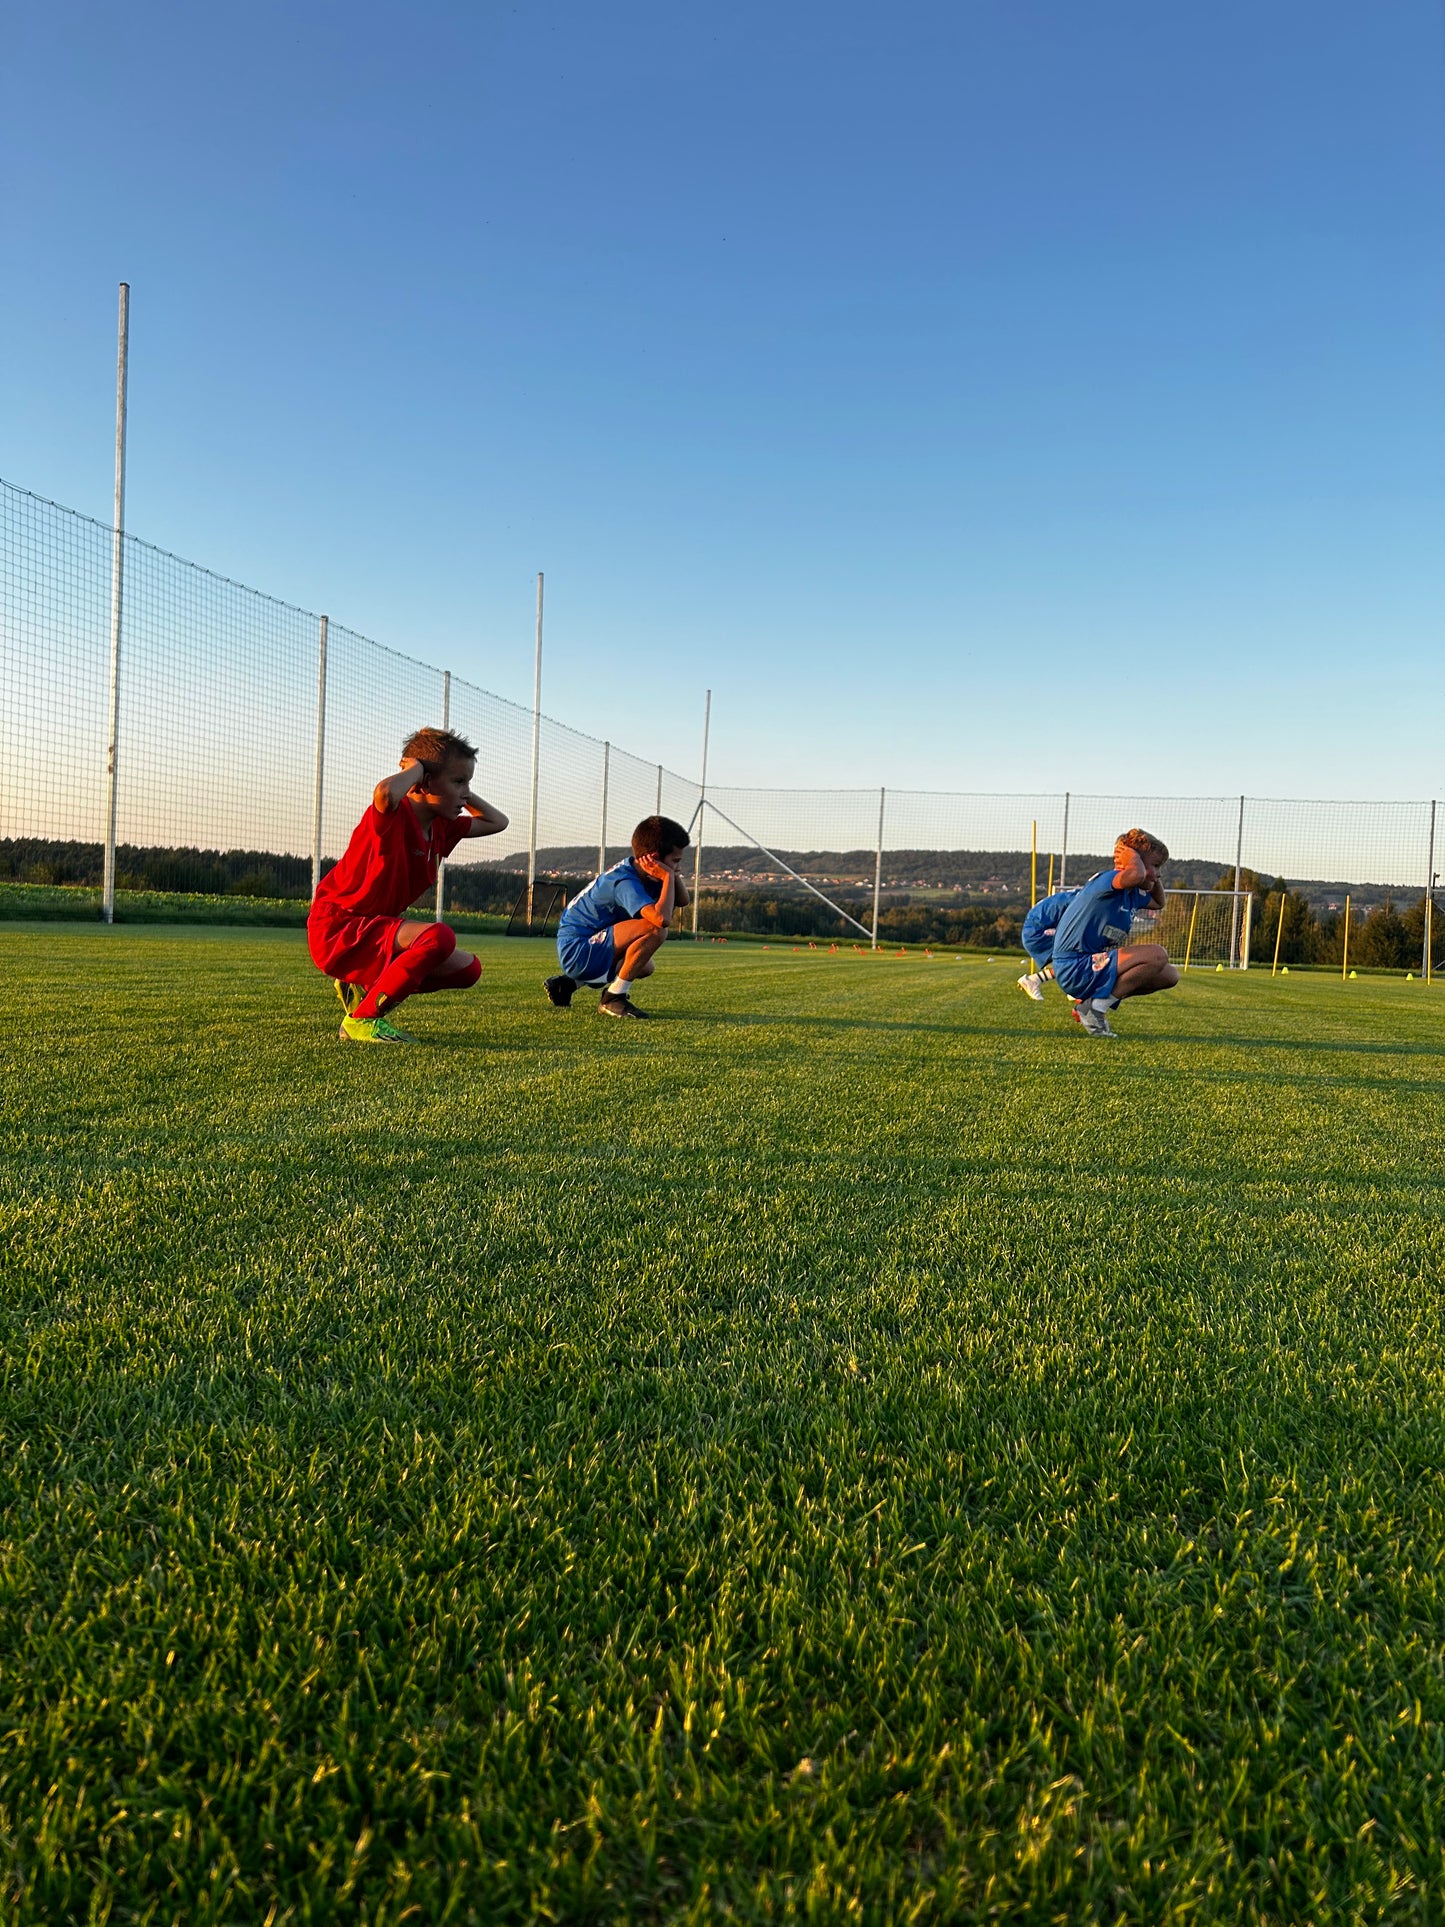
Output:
[1129, 890, 1252, 969]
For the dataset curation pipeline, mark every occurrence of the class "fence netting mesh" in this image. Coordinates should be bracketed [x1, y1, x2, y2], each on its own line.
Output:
[2, 476, 1438, 967]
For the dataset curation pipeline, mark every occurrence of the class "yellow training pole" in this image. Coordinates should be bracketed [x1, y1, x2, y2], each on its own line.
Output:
[1183, 892, 1201, 972]
[1271, 887, 1287, 977]
[1046, 852, 1055, 895]
[1342, 895, 1350, 981]
[1427, 894, 1434, 986]
[1031, 820, 1037, 907]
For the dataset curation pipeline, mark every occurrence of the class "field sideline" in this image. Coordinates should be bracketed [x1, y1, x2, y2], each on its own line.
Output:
[3, 928, 1445, 1923]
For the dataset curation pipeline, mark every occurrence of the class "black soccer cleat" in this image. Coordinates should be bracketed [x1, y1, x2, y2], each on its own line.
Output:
[543, 974, 578, 1008]
[598, 992, 650, 1018]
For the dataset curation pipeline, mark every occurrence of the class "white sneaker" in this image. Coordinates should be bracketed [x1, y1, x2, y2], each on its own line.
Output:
[1017, 971, 1045, 1002]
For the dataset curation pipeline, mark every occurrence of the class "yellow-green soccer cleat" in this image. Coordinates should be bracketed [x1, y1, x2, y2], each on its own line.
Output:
[334, 978, 364, 1016]
[338, 1013, 415, 1044]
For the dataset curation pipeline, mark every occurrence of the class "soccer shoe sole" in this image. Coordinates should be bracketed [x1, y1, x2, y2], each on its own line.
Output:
[543, 975, 577, 1008]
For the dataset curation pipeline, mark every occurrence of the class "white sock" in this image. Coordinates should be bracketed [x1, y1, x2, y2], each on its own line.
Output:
[1093, 997, 1114, 1012]
[607, 977, 632, 997]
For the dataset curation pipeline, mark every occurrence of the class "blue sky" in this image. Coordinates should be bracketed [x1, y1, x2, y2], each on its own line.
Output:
[3, 0, 1442, 796]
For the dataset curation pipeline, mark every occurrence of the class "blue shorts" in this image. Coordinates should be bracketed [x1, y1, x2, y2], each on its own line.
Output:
[558, 926, 615, 985]
[1053, 948, 1119, 1003]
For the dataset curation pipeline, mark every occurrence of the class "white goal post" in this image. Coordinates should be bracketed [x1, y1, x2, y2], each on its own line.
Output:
[1128, 890, 1253, 969]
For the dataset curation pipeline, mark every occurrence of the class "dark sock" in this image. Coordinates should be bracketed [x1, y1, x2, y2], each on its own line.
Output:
[353, 923, 457, 1019]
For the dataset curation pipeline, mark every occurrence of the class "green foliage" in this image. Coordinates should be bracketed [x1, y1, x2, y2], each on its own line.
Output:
[3, 933, 1445, 1920]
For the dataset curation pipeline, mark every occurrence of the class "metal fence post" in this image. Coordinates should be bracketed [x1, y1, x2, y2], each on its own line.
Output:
[435, 667, 451, 920]
[1241, 892, 1253, 971]
[1059, 792, 1070, 888]
[598, 740, 610, 876]
[311, 615, 328, 899]
[692, 690, 711, 937]
[101, 282, 130, 924]
[526, 572, 543, 926]
[871, 787, 885, 949]
[1425, 798, 1437, 984]
[1229, 794, 1245, 967]
[655, 764, 663, 816]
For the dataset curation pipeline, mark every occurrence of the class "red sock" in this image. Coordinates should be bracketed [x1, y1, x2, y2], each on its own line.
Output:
[416, 955, 481, 994]
[353, 923, 456, 1019]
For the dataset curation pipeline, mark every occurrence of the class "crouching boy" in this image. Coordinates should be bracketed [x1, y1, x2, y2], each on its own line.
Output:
[545, 815, 691, 1018]
[1017, 885, 1078, 1002]
[308, 727, 509, 1042]
[1050, 828, 1178, 1037]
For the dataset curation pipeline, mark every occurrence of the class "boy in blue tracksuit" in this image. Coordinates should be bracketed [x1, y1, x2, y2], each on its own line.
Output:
[1051, 828, 1178, 1037]
[1017, 887, 1078, 1002]
[545, 815, 691, 1018]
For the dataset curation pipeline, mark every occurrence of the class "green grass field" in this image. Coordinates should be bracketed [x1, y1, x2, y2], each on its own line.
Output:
[4, 928, 1445, 1924]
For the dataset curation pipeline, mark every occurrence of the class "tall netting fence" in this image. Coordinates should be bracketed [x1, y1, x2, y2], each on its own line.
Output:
[2, 475, 1439, 971]
[0, 478, 693, 922]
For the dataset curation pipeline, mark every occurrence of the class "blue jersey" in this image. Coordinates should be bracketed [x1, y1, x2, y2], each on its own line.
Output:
[557, 857, 658, 945]
[1021, 888, 1078, 962]
[1052, 868, 1153, 962]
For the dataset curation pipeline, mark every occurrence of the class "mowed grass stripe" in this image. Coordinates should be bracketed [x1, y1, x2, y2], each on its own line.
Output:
[2, 929, 1444, 1922]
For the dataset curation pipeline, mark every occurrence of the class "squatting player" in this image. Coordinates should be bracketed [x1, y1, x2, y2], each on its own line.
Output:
[545, 815, 691, 1018]
[308, 727, 509, 1042]
[1050, 829, 1177, 1037]
[1017, 886, 1078, 1002]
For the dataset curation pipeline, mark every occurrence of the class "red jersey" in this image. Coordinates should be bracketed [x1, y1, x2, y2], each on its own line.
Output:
[312, 800, 472, 920]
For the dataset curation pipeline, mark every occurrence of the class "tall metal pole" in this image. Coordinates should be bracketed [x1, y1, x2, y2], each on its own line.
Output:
[1058, 793, 1070, 888]
[310, 615, 329, 899]
[692, 689, 710, 938]
[1425, 799, 1437, 984]
[1030, 819, 1037, 907]
[101, 282, 130, 925]
[1229, 793, 1245, 968]
[655, 764, 663, 815]
[526, 571, 543, 926]
[598, 741, 610, 876]
[435, 668, 451, 921]
[871, 787, 885, 950]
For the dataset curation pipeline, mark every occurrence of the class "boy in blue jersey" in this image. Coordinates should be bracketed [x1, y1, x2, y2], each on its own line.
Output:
[1050, 828, 1177, 1038]
[1017, 887, 1078, 1002]
[544, 815, 691, 1018]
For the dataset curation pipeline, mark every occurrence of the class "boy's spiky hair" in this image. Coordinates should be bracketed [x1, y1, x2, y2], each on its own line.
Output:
[1117, 826, 1169, 863]
[402, 726, 477, 771]
[631, 815, 690, 860]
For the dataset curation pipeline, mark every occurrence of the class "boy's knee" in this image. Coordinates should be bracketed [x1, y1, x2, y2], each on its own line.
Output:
[455, 954, 481, 989]
[1162, 963, 1180, 988]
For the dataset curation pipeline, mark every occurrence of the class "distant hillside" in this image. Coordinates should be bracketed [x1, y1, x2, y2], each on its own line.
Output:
[477, 845, 1396, 913]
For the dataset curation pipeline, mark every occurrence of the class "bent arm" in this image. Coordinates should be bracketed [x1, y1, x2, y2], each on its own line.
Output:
[1111, 850, 1150, 892]
[639, 868, 677, 929]
[373, 757, 425, 814]
[460, 792, 509, 837]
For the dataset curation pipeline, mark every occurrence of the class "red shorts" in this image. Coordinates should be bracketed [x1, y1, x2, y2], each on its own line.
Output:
[307, 910, 403, 986]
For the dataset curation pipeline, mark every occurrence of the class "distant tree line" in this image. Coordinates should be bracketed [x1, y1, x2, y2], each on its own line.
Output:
[0, 838, 556, 918]
[1232, 872, 1440, 970]
[5, 839, 1438, 967]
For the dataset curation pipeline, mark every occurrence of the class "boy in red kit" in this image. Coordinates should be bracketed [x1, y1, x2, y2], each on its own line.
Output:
[309, 727, 509, 1042]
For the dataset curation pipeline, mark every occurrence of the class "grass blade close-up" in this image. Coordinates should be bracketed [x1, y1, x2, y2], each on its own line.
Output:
[3, 926, 1444, 1923]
